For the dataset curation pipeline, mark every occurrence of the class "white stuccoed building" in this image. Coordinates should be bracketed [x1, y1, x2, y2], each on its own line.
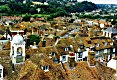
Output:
[10, 33, 25, 64]
[0, 64, 3, 80]
[107, 59, 117, 76]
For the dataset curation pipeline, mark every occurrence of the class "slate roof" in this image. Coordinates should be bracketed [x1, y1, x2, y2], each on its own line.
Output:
[104, 27, 117, 34]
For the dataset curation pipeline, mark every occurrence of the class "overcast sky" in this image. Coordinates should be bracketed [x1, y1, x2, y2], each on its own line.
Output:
[77, 0, 117, 4]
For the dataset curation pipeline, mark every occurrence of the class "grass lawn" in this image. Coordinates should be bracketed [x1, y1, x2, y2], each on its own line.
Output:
[21, 14, 50, 18]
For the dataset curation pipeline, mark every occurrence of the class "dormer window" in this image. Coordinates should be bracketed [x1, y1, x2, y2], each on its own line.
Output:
[104, 42, 107, 46]
[41, 66, 49, 72]
[96, 43, 99, 47]
[90, 47, 95, 51]
[80, 45, 84, 49]
[53, 58, 59, 63]
[51, 52, 56, 56]
[64, 47, 69, 51]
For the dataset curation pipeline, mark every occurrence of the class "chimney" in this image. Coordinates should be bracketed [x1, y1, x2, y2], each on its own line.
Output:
[68, 57, 76, 69]
[88, 51, 96, 66]
[26, 38, 30, 47]
[42, 39, 46, 47]
[6, 27, 9, 39]
[0, 42, 3, 50]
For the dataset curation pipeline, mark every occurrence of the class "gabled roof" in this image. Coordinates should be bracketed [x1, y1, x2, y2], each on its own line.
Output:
[39, 46, 60, 58]
[56, 38, 75, 55]
[104, 27, 117, 34]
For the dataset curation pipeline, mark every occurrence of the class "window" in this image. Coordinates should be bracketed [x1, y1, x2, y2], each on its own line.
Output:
[43, 66, 49, 70]
[12, 47, 14, 55]
[96, 43, 99, 47]
[108, 33, 109, 37]
[107, 49, 110, 53]
[64, 48, 69, 51]
[62, 55, 66, 61]
[51, 52, 56, 56]
[53, 58, 59, 63]
[78, 53, 82, 58]
[104, 32, 106, 36]
[104, 49, 107, 53]
[0, 69, 2, 77]
[17, 47, 22, 56]
[113, 48, 115, 52]
[99, 50, 103, 54]
[16, 56, 23, 63]
[80, 45, 84, 49]
[104, 42, 107, 46]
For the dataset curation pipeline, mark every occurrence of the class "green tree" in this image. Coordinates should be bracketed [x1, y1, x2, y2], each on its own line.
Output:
[22, 14, 31, 21]
[0, 5, 11, 14]
[111, 19, 117, 25]
[30, 35, 40, 45]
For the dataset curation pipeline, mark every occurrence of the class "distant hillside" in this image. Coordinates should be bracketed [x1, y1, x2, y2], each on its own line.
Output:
[96, 4, 117, 9]
[0, 1, 97, 17]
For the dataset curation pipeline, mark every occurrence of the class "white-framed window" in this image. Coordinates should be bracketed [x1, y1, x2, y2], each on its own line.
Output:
[0, 65, 3, 79]
[77, 53, 82, 58]
[17, 47, 22, 56]
[96, 43, 99, 47]
[80, 45, 84, 49]
[41, 66, 49, 72]
[113, 48, 115, 52]
[43, 66, 49, 70]
[104, 49, 107, 53]
[12, 46, 14, 55]
[51, 52, 56, 56]
[64, 47, 69, 51]
[104, 42, 107, 46]
[95, 51, 99, 55]
[62, 55, 66, 61]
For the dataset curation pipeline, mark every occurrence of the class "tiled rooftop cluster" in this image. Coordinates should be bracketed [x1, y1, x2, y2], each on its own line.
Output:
[0, 16, 117, 80]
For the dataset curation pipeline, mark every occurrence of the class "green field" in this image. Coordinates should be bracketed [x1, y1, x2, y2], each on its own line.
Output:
[21, 14, 50, 17]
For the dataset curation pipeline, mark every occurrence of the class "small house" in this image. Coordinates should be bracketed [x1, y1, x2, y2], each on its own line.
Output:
[102, 27, 117, 38]
[107, 58, 117, 75]
[40, 60, 49, 72]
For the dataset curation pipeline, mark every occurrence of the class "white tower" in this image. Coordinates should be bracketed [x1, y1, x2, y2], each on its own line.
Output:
[10, 33, 25, 64]
[0, 64, 3, 80]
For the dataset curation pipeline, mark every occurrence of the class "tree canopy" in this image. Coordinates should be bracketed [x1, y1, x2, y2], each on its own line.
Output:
[29, 35, 40, 45]
[0, 1, 98, 19]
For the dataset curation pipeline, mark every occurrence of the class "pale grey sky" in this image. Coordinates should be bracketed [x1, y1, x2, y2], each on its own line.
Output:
[77, 0, 117, 4]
